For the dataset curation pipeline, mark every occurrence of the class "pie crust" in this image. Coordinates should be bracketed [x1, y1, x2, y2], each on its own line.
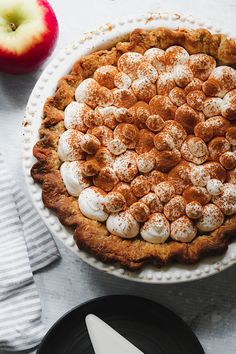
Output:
[31, 27, 236, 270]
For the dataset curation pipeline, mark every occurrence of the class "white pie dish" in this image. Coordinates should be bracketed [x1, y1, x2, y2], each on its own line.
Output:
[23, 12, 236, 284]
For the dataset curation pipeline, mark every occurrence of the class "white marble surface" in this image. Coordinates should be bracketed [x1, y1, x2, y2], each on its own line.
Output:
[1, 0, 236, 353]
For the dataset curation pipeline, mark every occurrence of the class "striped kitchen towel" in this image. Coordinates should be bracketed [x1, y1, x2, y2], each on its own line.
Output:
[0, 153, 60, 352]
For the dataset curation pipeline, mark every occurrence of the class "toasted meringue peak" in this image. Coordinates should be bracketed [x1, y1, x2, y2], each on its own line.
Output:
[97, 86, 114, 107]
[190, 166, 210, 187]
[129, 202, 150, 222]
[146, 114, 165, 132]
[93, 167, 119, 192]
[64, 101, 89, 132]
[172, 64, 194, 88]
[83, 110, 103, 128]
[208, 137, 231, 162]
[154, 132, 175, 151]
[137, 153, 155, 173]
[104, 192, 126, 213]
[149, 95, 177, 120]
[81, 134, 101, 154]
[213, 183, 236, 215]
[93, 147, 115, 169]
[165, 46, 189, 69]
[184, 78, 203, 94]
[58, 129, 84, 162]
[117, 52, 144, 80]
[61, 161, 91, 197]
[106, 211, 140, 238]
[113, 151, 138, 182]
[227, 168, 236, 184]
[203, 97, 222, 117]
[92, 126, 114, 147]
[114, 72, 132, 89]
[140, 192, 163, 213]
[196, 204, 224, 231]
[135, 129, 154, 154]
[206, 179, 223, 196]
[94, 65, 118, 89]
[114, 107, 134, 124]
[107, 138, 127, 155]
[164, 196, 186, 221]
[95, 106, 118, 129]
[219, 151, 236, 170]
[131, 175, 151, 197]
[157, 72, 176, 95]
[202, 66, 236, 98]
[169, 87, 186, 107]
[78, 187, 108, 221]
[129, 101, 150, 128]
[155, 148, 181, 172]
[167, 177, 186, 195]
[194, 121, 214, 142]
[137, 61, 158, 83]
[168, 161, 192, 193]
[181, 136, 208, 165]
[144, 48, 166, 73]
[114, 123, 139, 149]
[185, 201, 203, 219]
[154, 181, 175, 203]
[186, 90, 206, 111]
[204, 162, 226, 182]
[187, 136, 208, 158]
[202, 116, 230, 140]
[81, 159, 101, 177]
[113, 88, 137, 108]
[75, 78, 100, 108]
[112, 182, 137, 207]
[132, 77, 156, 102]
[162, 120, 187, 149]
[141, 213, 170, 244]
[149, 170, 166, 187]
[189, 54, 216, 81]
[171, 216, 197, 242]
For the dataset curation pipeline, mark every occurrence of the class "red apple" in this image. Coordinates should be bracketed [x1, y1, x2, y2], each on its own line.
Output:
[0, 0, 58, 74]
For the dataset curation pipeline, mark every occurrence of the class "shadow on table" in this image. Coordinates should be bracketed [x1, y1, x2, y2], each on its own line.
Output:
[85, 261, 236, 333]
[0, 70, 41, 108]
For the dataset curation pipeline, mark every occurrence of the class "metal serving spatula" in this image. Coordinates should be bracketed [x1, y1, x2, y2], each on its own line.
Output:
[86, 314, 144, 354]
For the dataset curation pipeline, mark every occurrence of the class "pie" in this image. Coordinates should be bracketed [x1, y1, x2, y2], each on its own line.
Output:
[31, 27, 236, 270]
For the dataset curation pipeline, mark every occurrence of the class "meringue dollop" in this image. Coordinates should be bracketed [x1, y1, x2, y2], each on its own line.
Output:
[78, 187, 108, 221]
[106, 211, 140, 238]
[60, 161, 90, 197]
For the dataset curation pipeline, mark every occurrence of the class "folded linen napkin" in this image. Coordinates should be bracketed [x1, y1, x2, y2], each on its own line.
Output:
[0, 153, 60, 352]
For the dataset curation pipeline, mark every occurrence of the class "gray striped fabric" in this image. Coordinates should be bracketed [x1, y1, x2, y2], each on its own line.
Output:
[0, 154, 60, 351]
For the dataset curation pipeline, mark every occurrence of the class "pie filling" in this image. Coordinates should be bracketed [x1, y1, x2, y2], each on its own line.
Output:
[57, 44, 236, 245]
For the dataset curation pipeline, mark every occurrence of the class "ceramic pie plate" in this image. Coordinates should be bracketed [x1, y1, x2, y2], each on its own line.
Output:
[23, 12, 236, 284]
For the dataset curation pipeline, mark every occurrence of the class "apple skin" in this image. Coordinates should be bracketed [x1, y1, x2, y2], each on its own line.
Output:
[0, 0, 59, 74]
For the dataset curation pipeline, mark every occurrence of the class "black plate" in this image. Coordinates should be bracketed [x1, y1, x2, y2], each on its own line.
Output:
[37, 295, 204, 354]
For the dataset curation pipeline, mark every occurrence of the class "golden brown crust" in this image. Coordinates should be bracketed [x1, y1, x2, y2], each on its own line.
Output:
[75, 217, 236, 269]
[116, 28, 236, 65]
[31, 27, 236, 270]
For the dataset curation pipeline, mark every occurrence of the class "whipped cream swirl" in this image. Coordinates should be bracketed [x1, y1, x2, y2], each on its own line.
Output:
[106, 211, 140, 238]
[60, 161, 90, 197]
[141, 213, 170, 244]
[78, 187, 108, 222]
